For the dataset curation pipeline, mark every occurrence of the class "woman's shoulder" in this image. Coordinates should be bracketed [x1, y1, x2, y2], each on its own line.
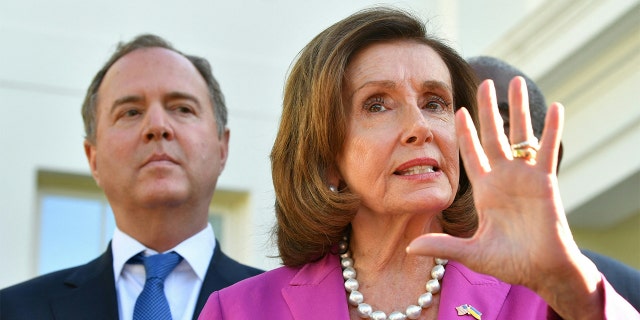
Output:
[219, 253, 341, 297]
[199, 265, 301, 319]
[219, 264, 299, 296]
[199, 254, 344, 319]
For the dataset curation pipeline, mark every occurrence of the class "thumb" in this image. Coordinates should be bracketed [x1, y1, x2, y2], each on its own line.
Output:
[406, 233, 471, 262]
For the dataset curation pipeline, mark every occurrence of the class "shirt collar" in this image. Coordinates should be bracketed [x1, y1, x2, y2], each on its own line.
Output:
[112, 224, 216, 282]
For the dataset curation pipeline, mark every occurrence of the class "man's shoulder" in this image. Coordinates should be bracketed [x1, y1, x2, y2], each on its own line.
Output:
[0, 250, 116, 320]
[0, 265, 86, 319]
[210, 247, 264, 281]
[1, 264, 82, 297]
[581, 249, 640, 284]
[0, 249, 112, 299]
[581, 249, 640, 311]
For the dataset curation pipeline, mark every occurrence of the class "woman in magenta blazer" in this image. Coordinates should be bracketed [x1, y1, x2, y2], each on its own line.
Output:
[200, 7, 638, 320]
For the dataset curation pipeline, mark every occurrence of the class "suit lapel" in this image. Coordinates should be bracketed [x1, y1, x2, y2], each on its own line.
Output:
[437, 261, 511, 320]
[193, 244, 223, 319]
[50, 245, 119, 320]
[282, 254, 350, 320]
[193, 241, 262, 320]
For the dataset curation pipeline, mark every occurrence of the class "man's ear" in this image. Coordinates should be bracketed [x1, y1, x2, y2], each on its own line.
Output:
[84, 140, 101, 187]
[218, 128, 230, 174]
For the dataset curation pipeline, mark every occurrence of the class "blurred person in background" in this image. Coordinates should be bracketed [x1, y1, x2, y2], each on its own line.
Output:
[468, 55, 640, 312]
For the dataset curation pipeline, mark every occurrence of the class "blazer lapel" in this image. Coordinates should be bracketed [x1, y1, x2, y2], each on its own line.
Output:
[279, 256, 517, 320]
[193, 241, 263, 320]
[282, 254, 350, 320]
[50, 245, 119, 320]
[437, 261, 511, 320]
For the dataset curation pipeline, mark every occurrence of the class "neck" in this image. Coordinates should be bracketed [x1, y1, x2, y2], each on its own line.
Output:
[349, 210, 442, 271]
[113, 204, 209, 252]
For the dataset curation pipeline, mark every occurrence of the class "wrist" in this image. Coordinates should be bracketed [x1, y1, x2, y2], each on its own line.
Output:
[536, 254, 604, 320]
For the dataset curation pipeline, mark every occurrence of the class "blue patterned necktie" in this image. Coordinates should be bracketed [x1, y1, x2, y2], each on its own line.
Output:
[131, 252, 183, 320]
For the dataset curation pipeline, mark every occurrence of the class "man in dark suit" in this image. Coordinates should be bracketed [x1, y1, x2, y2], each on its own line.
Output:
[0, 34, 262, 319]
[468, 55, 640, 312]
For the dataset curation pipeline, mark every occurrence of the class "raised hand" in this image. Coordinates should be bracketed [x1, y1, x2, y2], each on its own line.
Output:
[408, 77, 604, 319]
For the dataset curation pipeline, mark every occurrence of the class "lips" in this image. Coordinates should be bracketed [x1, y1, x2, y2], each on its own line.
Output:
[394, 158, 440, 176]
[143, 153, 178, 167]
[395, 165, 436, 175]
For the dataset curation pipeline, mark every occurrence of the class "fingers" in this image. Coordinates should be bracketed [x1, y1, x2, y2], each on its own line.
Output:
[508, 77, 535, 147]
[477, 80, 511, 160]
[455, 107, 489, 180]
[538, 102, 564, 174]
[460, 77, 563, 178]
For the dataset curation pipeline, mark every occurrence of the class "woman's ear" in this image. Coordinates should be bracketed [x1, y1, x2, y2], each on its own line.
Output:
[326, 164, 344, 191]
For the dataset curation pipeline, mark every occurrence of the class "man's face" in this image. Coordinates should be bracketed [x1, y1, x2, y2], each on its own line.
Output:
[84, 47, 229, 213]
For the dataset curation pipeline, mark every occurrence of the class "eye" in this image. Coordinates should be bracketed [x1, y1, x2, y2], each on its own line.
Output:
[171, 103, 196, 115]
[124, 109, 141, 117]
[363, 96, 387, 113]
[176, 105, 192, 113]
[114, 107, 142, 122]
[423, 95, 452, 112]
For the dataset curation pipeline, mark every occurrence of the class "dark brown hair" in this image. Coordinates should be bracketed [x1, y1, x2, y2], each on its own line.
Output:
[271, 7, 480, 267]
[81, 34, 227, 144]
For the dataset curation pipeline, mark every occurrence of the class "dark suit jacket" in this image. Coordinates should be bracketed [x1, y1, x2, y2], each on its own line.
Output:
[0, 242, 263, 320]
[582, 249, 640, 312]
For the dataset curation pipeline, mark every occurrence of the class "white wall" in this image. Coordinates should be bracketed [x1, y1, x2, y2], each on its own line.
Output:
[0, 0, 548, 288]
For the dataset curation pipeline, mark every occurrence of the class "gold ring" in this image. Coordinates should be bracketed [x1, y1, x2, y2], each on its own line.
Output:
[510, 139, 539, 151]
[511, 139, 539, 160]
[511, 147, 537, 159]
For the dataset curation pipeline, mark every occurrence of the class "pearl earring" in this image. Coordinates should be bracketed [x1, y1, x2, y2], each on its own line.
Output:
[329, 185, 338, 193]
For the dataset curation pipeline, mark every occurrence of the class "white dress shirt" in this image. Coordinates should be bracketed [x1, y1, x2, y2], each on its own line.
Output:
[112, 224, 216, 320]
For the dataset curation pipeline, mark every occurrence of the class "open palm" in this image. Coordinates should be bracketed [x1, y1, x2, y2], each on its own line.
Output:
[408, 77, 599, 305]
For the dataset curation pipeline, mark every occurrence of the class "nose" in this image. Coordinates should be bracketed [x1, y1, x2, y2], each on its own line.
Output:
[142, 105, 174, 142]
[402, 105, 433, 145]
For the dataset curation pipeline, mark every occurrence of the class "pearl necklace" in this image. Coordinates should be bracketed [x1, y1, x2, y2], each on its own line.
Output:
[339, 237, 447, 320]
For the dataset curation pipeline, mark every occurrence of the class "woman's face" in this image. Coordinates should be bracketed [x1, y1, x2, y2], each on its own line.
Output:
[337, 40, 459, 217]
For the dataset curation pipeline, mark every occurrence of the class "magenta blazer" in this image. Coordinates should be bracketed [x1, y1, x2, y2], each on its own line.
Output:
[199, 253, 638, 319]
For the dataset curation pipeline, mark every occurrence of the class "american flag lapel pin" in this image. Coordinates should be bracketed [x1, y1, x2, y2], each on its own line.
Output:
[456, 304, 482, 320]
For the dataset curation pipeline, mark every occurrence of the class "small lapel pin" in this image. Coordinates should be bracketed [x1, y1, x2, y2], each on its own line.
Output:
[456, 304, 482, 319]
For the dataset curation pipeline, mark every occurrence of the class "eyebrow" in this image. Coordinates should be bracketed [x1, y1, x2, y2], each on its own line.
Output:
[351, 80, 395, 98]
[421, 80, 452, 93]
[111, 95, 143, 113]
[110, 91, 202, 113]
[350, 79, 452, 99]
[164, 91, 201, 106]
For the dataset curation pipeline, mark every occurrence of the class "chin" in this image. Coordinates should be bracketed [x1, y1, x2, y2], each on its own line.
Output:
[414, 194, 454, 212]
[139, 189, 190, 208]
